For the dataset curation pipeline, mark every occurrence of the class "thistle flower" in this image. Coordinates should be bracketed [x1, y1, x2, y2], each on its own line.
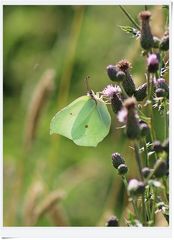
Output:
[105, 216, 119, 227]
[102, 84, 121, 98]
[122, 97, 140, 139]
[117, 60, 135, 96]
[139, 11, 154, 50]
[147, 54, 159, 73]
[155, 88, 166, 97]
[134, 83, 147, 101]
[112, 152, 125, 169]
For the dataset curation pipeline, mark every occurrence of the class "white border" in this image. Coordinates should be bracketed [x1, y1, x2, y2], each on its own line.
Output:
[1, 0, 173, 239]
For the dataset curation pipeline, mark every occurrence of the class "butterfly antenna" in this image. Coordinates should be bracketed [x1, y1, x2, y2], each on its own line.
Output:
[84, 76, 92, 95]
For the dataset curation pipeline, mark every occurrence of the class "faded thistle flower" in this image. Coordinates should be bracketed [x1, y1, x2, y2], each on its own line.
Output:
[139, 11, 154, 50]
[118, 97, 140, 139]
[102, 85, 123, 114]
[117, 59, 136, 96]
[127, 179, 145, 196]
[134, 83, 147, 101]
[147, 54, 159, 73]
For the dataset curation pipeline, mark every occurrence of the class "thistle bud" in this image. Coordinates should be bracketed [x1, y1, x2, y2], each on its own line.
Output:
[155, 88, 166, 97]
[153, 159, 167, 178]
[111, 93, 123, 114]
[118, 164, 128, 175]
[152, 141, 163, 153]
[155, 78, 169, 97]
[112, 152, 125, 169]
[139, 11, 154, 50]
[139, 120, 149, 137]
[160, 32, 169, 51]
[105, 216, 119, 227]
[106, 65, 118, 81]
[153, 36, 160, 48]
[127, 179, 145, 196]
[134, 83, 147, 101]
[116, 70, 126, 82]
[142, 167, 151, 178]
[124, 97, 140, 139]
[147, 54, 159, 73]
[117, 60, 136, 96]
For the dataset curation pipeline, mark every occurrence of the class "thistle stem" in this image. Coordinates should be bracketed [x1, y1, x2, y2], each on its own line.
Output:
[122, 176, 139, 220]
[134, 141, 144, 180]
[119, 5, 141, 30]
[142, 137, 149, 167]
[164, 98, 168, 139]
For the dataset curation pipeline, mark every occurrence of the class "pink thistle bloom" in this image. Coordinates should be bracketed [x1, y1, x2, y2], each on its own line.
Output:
[102, 84, 121, 98]
[117, 108, 128, 123]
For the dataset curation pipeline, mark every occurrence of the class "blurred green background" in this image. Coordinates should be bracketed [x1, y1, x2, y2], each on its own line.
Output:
[3, 5, 166, 226]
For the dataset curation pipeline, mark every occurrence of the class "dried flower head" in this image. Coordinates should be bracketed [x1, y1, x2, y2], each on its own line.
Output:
[117, 59, 131, 72]
[139, 11, 151, 20]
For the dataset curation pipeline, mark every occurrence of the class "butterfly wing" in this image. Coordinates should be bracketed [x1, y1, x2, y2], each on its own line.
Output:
[50, 96, 91, 140]
[71, 99, 111, 147]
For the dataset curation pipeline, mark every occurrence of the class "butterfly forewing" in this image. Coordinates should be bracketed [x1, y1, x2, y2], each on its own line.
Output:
[50, 96, 91, 139]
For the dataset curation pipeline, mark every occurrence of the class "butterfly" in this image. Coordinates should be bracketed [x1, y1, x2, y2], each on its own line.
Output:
[50, 79, 111, 147]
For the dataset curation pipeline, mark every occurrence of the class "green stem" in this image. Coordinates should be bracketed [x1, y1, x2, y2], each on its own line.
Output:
[142, 137, 149, 167]
[163, 99, 168, 139]
[119, 5, 141, 30]
[134, 141, 144, 180]
[119, 83, 129, 98]
[122, 176, 139, 220]
[147, 72, 151, 100]
[142, 194, 146, 226]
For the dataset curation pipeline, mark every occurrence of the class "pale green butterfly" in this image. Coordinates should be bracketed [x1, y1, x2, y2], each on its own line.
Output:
[50, 78, 111, 147]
